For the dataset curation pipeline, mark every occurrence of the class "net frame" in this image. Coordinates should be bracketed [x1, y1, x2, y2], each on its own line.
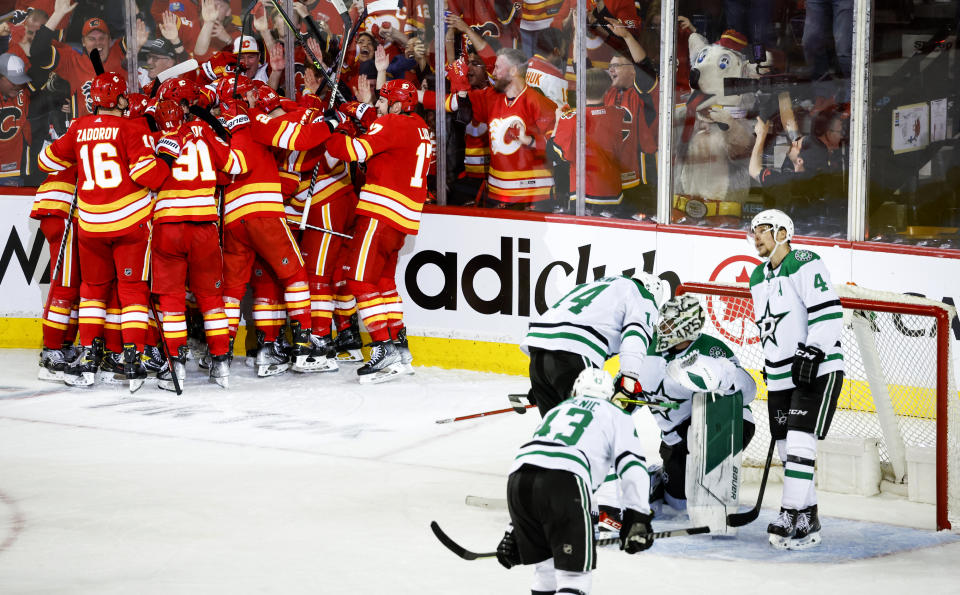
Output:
[677, 281, 959, 531]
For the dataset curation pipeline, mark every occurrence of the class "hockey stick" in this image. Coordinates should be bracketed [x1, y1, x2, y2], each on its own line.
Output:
[324, 2, 367, 110]
[89, 48, 104, 75]
[435, 404, 535, 424]
[726, 437, 775, 527]
[232, 1, 257, 99]
[148, 297, 183, 395]
[270, 0, 349, 105]
[284, 218, 352, 238]
[40, 190, 78, 332]
[430, 521, 709, 561]
[299, 164, 319, 230]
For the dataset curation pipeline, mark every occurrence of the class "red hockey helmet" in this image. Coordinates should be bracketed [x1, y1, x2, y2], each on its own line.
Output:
[215, 74, 255, 103]
[158, 77, 202, 107]
[251, 81, 282, 113]
[90, 72, 127, 109]
[378, 78, 418, 112]
[154, 99, 184, 132]
[125, 93, 151, 118]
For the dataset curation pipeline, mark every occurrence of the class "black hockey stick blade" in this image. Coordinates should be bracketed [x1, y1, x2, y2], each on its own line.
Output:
[430, 521, 496, 560]
[594, 525, 711, 547]
[507, 393, 529, 413]
[727, 437, 776, 527]
[89, 48, 104, 75]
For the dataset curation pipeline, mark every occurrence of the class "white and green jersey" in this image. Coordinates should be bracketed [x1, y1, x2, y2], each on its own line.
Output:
[510, 395, 651, 514]
[749, 248, 844, 391]
[520, 276, 660, 376]
[635, 334, 757, 446]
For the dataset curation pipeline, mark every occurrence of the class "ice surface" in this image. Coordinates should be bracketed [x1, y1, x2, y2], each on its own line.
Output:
[0, 349, 958, 594]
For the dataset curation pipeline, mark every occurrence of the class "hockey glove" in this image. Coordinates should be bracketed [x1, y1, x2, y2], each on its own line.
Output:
[156, 133, 182, 167]
[791, 344, 825, 388]
[496, 528, 520, 569]
[614, 374, 643, 398]
[338, 101, 377, 130]
[619, 509, 654, 554]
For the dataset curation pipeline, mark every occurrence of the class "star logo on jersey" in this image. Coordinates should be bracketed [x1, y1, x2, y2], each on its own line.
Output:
[644, 380, 682, 422]
[756, 302, 789, 348]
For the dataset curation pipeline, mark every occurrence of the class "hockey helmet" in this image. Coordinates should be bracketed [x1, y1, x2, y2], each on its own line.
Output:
[749, 208, 794, 253]
[251, 81, 282, 113]
[154, 99, 184, 132]
[378, 78, 418, 112]
[215, 74, 255, 103]
[125, 93, 151, 118]
[90, 72, 127, 109]
[655, 295, 705, 352]
[571, 367, 615, 401]
[633, 272, 670, 311]
[158, 77, 203, 107]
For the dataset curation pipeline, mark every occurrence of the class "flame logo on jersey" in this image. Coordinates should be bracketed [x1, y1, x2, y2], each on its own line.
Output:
[489, 115, 525, 155]
[471, 21, 500, 39]
[82, 79, 93, 114]
[0, 105, 24, 141]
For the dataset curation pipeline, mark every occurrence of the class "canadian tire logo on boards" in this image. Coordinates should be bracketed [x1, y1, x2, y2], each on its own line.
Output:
[706, 255, 762, 345]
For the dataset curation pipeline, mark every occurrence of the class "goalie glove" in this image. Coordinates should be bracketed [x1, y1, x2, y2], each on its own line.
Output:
[792, 344, 825, 388]
[619, 509, 654, 554]
[496, 527, 520, 569]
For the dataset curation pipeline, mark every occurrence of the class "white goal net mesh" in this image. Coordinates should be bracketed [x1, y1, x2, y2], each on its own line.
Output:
[677, 282, 960, 530]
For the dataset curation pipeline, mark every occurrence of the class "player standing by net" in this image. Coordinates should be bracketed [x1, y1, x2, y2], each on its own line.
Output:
[748, 209, 844, 550]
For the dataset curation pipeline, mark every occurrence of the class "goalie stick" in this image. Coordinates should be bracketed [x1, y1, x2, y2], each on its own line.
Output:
[726, 437, 775, 527]
[430, 521, 709, 561]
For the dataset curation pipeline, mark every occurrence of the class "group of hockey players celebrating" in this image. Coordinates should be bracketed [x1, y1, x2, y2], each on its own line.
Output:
[33, 43, 431, 393]
[494, 209, 844, 593]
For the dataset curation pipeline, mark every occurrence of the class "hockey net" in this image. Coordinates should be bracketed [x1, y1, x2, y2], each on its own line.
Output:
[676, 281, 959, 531]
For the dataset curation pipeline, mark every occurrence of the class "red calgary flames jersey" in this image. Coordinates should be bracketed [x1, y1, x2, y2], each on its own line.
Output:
[39, 114, 168, 236]
[325, 112, 432, 235]
[31, 167, 77, 220]
[552, 105, 631, 204]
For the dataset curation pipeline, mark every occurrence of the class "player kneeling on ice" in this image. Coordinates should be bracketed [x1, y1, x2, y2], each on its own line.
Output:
[631, 295, 756, 533]
[748, 209, 843, 550]
[497, 368, 653, 594]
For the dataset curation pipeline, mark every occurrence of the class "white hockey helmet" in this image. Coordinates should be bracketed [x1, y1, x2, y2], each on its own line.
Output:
[748, 209, 794, 256]
[633, 272, 670, 310]
[571, 367, 615, 401]
[655, 295, 705, 352]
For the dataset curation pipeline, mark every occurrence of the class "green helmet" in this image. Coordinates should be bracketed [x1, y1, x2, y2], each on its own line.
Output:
[655, 295, 705, 352]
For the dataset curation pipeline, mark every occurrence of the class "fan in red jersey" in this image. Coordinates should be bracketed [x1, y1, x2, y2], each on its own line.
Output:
[325, 79, 432, 383]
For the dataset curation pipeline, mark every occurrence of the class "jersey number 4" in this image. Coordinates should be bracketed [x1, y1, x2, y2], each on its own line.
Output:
[534, 407, 594, 446]
[553, 283, 609, 314]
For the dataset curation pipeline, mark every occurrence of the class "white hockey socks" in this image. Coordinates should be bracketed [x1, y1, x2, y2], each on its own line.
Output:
[555, 569, 591, 594]
[781, 430, 817, 510]
[531, 559, 557, 593]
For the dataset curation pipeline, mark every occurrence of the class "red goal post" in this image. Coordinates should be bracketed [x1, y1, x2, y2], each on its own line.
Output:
[676, 281, 959, 531]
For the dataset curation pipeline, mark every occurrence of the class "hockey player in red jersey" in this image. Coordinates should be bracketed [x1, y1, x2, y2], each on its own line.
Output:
[445, 48, 557, 211]
[551, 68, 632, 214]
[325, 79, 432, 383]
[38, 72, 171, 390]
[31, 166, 80, 382]
[151, 79, 248, 391]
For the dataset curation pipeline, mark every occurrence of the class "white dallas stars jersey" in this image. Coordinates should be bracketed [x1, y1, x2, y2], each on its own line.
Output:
[520, 276, 659, 375]
[634, 334, 756, 445]
[510, 394, 651, 514]
[749, 249, 844, 391]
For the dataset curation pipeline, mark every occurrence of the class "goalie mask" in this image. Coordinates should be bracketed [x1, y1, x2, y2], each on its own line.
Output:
[571, 367, 615, 401]
[748, 209, 794, 259]
[655, 295, 705, 352]
[633, 272, 670, 310]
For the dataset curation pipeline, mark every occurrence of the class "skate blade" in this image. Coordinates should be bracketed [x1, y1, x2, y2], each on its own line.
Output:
[336, 349, 364, 363]
[129, 378, 145, 393]
[210, 375, 229, 389]
[768, 534, 792, 550]
[397, 362, 415, 375]
[99, 370, 127, 385]
[157, 378, 183, 392]
[38, 368, 65, 383]
[292, 355, 339, 373]
[357, 363, 405, 384]
[257, 363, 290, 378]
[64, 372, 96, 387]
[786, 533, 821, 550]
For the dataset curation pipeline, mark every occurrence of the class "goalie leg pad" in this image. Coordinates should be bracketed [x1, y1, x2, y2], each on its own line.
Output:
[686, 392, 743, 535]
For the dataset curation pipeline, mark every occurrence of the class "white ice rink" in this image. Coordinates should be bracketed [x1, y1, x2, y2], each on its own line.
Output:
[1, 349, 958, 594]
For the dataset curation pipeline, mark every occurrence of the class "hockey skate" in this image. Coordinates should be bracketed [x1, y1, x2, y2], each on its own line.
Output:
[256, 340, 290, 377]
[357, 340, 403, 384]
[38, 347, 69, 383]
[767, 507, 798, 550]
[122, 344, 148, 393]
[787, 505, 821, 550]
[333, 315, 363, 363]
[63, 339, 103, 387]
[394, 327, 414, 376]
[290, 328, 339, 373]
[208, 353, 230, 388]
[142, 344, 166, 377]
[157, 346, 187, 393]
[98, 350, 127, 385]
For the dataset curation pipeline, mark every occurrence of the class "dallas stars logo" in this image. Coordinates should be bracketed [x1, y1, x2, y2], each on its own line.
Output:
[756, 301, 788, 347]
[645, 380, 682, 421]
